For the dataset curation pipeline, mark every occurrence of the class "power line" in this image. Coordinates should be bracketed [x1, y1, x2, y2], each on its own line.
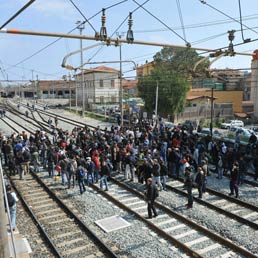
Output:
[130, 13, 258, 34]
[0, 0, 36, 29]
[68, 0, 97, 33]
[4, 0, 130, 77]
[132, 0, 190, 45]
[87, 0, 151, 62]
[176, 0, 187, 42]
[200, 0, 258, 37]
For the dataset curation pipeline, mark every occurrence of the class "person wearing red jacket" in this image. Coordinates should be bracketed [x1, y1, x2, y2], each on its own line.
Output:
[92, 153, 101, 183]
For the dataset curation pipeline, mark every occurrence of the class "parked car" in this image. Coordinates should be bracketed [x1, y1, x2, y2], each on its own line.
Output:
[198, 128, 221, 136]
[245, 125, 258, 135]
[220, 120, 244, 129]
[164, 121, 174, 129]
[181, 120, 197, 131]
[235, 128, 253, 137]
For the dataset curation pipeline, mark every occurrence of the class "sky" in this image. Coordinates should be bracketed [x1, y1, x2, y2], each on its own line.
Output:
[1, 0, 258, 85]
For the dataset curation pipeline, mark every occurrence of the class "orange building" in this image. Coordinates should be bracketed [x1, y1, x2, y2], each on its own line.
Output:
[187, 88, 243, 113]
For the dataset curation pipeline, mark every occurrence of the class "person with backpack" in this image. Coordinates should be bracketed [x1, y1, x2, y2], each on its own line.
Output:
[6, 185, 18, 231]
[144, 177, 158, 219]
[85, 157, 95, 186]
[76, 164, 86, 194]
[99, 159, 110, 191]
[21, 147, 31, 176]
[67, 155, 77, 189]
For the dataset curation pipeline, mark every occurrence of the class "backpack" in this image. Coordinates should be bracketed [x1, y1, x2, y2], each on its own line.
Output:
[7, 192, 15, 207]
[79, 168, 85, 178]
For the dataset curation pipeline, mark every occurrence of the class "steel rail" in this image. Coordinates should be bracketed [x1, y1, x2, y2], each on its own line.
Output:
[31, 172, 119, 258]
[9, 177, 63, 258]
[5, 103, 51, 133]
[109, 177, 258, 258]
[166, 180, 258, 230]
[89, 183, 202, 258]
[0, 117, 20, 134]
[0, 28, 254, 56]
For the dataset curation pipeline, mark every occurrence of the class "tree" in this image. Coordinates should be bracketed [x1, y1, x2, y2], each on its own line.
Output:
[138, 68, 189, 117]
[138, 47, 209, 118]
[154, 47, 210, 78]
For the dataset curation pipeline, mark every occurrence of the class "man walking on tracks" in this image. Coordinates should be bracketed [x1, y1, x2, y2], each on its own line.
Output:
[144, 178, 158, 219]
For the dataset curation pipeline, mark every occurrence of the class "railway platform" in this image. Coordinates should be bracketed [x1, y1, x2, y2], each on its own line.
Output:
[5, 214, 32, 258]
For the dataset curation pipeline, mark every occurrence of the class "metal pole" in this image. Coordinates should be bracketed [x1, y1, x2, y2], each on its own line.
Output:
[0, 28, 253, 56]
[210, 87, 214, 140]
[0, 161, 10, 258]
[75, 81, 78, 114]
[77, 21, 85, 117]
[69, 74, 71, 111]
[119, 37, 123, 127]
[52, 81, 54, 100]
[155, 81, 159, 125]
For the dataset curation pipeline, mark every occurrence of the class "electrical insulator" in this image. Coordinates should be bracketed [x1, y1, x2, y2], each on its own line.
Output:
[126, 12, 134, 43]
[228, 30, 235, 42]
[100, 8, 107, 41]
[227, 30, 235, 55]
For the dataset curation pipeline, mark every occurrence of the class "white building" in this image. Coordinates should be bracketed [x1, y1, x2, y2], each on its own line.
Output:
[75, 66, 120, 110]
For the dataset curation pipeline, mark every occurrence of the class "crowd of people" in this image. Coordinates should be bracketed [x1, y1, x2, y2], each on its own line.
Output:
[1, 118, 258, 214]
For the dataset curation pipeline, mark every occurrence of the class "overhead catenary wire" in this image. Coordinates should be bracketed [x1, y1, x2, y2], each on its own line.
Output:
[238, 0, 250, 42]
[176, 0, 187, 42]
[1, 1, 256, 81]
[129, 13, 258, 34]
[132, 0, 190, 46]
[200, 0, 258, 37]
[68, 0, 97, 33]
[0, 0, 36, 30]
[4, 0, 130, 75]
[87, 0, 151, 63]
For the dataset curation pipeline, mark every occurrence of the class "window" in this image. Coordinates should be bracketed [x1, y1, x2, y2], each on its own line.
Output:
[111, 96, 116, 102]
[111, 80, 115, 88]
[100, 79, 103, 87]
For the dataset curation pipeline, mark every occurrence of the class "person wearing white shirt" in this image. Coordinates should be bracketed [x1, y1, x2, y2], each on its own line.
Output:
[6, 185, 19, 231]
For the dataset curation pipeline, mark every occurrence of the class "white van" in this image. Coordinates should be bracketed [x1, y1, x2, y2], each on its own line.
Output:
[221, 120, 244, 129]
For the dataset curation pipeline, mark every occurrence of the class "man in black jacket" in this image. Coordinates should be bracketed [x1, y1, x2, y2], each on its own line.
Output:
[145, 178, 158, 219]
[184, 166, 193, 209]
[229, 164, 239, 198]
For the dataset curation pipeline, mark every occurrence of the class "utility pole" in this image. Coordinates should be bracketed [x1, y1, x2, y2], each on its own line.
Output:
[117, 33, 124, 127]
[68, 73, 71, 111]
[76, 21, 85, 117]
[155, 81, 159, 126]
[210, 87, 214, 140]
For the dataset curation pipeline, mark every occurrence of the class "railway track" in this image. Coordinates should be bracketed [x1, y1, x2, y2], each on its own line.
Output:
[37, 171, 257, 258]
[9, 173, 120, 258]
[93, 178, 257, 257]
[162, 176, 258, 230]
[4, 101, 52, 134]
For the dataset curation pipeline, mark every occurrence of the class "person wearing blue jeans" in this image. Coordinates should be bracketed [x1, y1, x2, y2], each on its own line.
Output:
[6, 185, 19, 231]
[76, 166, 86, 194]
[100, 160, 110, 191]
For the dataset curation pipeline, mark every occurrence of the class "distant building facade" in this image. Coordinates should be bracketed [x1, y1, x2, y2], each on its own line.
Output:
[75, 66, 120, 110]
